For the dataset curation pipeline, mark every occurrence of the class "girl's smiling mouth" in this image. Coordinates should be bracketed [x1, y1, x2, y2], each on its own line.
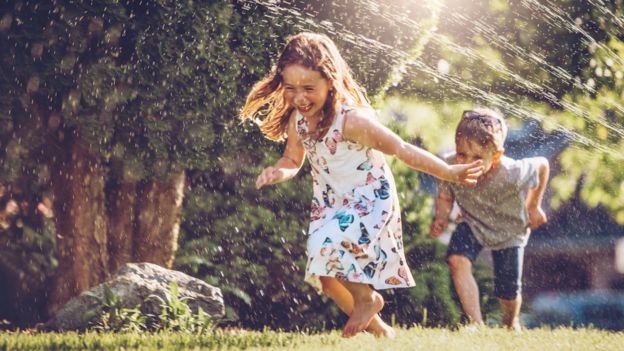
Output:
[298, 104, 313, 113]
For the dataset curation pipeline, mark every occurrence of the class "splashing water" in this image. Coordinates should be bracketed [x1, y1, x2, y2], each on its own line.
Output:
[245, 0, 623, 159]
[423, 25, 624, 145]
[522, 0, 624, 67]
[587, 0, 624, 35]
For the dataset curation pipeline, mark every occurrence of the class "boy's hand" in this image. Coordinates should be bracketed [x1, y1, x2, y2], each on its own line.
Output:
[256, 166, 283, 189]
[528, 206, 547, 229]
[430, 217, 449, 239]
[449, 160, 484, 186]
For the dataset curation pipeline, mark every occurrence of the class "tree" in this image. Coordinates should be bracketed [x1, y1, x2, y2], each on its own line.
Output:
[0, 0, 236, 321]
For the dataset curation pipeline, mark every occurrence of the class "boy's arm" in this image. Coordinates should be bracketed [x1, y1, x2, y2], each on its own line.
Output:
[525, 157, 550, 229]
[256, 111, 305, 189]
[430, 187, 454, 239]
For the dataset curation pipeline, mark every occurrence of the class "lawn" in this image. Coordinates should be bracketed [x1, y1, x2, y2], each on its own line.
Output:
[1, 327, 623, 351]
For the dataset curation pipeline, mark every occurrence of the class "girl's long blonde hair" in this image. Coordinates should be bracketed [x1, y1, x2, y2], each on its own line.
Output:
[240, 32, 369, 141]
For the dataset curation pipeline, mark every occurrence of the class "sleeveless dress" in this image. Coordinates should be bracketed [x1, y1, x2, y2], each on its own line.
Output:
[297, 105, 416, 291]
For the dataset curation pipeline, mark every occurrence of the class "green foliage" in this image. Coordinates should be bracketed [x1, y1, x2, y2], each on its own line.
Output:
[177, 168, 334, 331]
[0, 219, 57, 283]
[87, 285, 147, 333]
[394, 0, 603, 102]
[149, 282, 214, 334]
[383, 240, 463, 327]
[88, 282, 213, 333]
[546, 3, 624, 222]
[0, 212, 57, 325]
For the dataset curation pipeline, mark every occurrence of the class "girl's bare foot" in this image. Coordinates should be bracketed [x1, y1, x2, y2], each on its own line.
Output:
[342, 291, 384, 337]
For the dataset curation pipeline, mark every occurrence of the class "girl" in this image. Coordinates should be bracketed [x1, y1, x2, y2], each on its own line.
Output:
[240, 32, 483, 338]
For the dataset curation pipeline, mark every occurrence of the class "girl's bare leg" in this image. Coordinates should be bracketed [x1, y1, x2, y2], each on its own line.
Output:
[319, 276, 394, 337]
[337, 280, 384, 337]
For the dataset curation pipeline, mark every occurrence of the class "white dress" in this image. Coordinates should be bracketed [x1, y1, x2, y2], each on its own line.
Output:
[298, 105, 416, 290]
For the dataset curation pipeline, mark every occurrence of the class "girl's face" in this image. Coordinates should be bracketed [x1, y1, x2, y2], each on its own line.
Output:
[282, 64, 331, 121]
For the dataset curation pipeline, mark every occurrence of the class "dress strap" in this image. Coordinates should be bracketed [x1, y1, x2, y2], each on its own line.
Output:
[293, 109, 307, 138]
[335, 104, 353, 134]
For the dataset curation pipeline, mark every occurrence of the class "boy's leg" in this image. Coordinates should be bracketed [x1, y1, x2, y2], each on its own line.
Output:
[446, 223, 484, 325]
[492, 246, 524, 331]
[337, 280, 384, 337]
[448, 255, 484, 325]
[498, 296, 522, 331]
[319, 276, 394, 337]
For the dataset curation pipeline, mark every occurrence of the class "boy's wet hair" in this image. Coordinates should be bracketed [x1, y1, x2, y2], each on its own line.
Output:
[455, 108, 508, 150]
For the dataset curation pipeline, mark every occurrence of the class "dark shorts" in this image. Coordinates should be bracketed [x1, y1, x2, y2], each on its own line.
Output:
[446, 222, 524, 300]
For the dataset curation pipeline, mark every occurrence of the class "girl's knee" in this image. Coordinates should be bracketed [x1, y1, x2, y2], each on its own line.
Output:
[319, 276, 337, 295]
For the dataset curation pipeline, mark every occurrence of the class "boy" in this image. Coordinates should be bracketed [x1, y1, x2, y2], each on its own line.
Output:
[430, 108, 550, 330]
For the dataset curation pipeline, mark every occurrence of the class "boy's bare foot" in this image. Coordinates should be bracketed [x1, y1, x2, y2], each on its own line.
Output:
[502, 316, 522, 332]
[367, 318, 396, 338]
[459, 322, 485, 333]
[507, 321, 522, 333]
[342, 291, 384, 337]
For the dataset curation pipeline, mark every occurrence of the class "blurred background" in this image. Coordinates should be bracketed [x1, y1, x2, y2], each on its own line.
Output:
[0, 0, 623, 331]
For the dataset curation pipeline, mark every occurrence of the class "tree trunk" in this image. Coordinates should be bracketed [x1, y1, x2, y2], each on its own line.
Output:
[47, 141, 185, 315]
[48, 139, 109, 315]
[133, 171, 185, 268]
[108, 181, 137, 273]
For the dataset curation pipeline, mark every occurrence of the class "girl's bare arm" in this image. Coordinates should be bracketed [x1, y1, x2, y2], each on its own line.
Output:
[256, 112, 305, 189]
[343, 108, 483, 185]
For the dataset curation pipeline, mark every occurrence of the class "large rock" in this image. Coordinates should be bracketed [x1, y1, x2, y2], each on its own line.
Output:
[44, 262, 224, 331]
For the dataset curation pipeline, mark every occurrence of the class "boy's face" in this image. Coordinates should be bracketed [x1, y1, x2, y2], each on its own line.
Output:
[455, 138, 503, 182]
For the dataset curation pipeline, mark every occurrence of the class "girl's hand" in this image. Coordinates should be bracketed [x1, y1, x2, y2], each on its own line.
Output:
[255, 166, 283, 189]
[430, 217, 449, 239]
[528, 206, 547, 229]
[449, 160, 484, 186]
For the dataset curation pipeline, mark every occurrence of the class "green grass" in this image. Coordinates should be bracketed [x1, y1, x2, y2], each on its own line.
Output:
[1, 327, 623, 351]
